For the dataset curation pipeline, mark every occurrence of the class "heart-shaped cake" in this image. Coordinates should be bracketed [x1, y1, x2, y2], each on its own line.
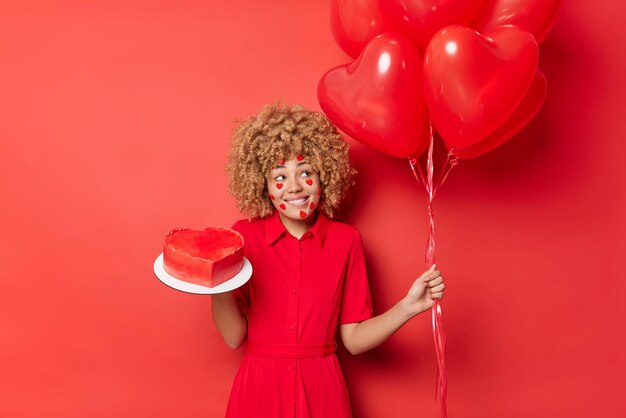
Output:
[163, 228, 244, 287]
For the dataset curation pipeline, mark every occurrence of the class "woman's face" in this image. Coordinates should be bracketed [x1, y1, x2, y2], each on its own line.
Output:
[267, 156, 321, 222]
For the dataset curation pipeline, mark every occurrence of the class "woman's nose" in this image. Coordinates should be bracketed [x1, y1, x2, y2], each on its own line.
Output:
[286, 177, 303, 192]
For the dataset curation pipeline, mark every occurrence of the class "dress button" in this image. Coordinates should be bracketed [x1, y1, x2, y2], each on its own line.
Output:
[287, 403, 293, 409]
[288, 365, 294, 371]
[289, 325, 295, 331]
[291, 289, 297, 295]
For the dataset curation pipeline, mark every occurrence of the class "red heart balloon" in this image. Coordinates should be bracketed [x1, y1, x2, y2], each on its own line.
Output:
[330, 0, 393, 59]
[424, 25, 538, 149]
[381, 0, 486, 50]
[451, 69, 547, 159]
[318, 33, 429, 158]
[473, 0, 560, 44]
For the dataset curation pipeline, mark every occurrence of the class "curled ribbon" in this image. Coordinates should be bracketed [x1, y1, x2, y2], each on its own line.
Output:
[408, 121, 457, 418]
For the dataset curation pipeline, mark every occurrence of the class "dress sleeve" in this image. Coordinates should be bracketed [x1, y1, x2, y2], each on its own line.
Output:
[339, 229, 374, 324]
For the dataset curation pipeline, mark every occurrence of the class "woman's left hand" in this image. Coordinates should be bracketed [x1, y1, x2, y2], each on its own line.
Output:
[404, 264, 445, 315]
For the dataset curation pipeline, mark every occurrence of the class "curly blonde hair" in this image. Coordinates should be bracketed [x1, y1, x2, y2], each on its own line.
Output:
[226, 103, 356, 219]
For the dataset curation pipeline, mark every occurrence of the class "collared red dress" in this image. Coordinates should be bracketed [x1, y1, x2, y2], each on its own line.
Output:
[225, 211, 373, 418]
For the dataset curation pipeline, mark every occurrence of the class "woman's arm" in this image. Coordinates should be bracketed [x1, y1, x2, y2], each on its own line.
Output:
[340, 265, 444, 355]
[211, 292, 248, 349]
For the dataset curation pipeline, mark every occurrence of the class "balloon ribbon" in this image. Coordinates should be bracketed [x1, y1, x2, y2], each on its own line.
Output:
[408, 121, 457, 418]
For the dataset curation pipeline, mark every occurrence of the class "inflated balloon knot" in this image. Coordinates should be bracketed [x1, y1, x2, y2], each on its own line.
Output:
[447, 148, 458, 163]
[408, 156, 418, 167]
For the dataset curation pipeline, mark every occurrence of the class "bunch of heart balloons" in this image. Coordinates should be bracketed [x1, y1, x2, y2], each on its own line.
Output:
[318, 0, 559, 160]
[318, 2, 559, 417]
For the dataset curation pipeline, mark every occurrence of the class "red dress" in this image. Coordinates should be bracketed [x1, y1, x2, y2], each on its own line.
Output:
[226, 211, 373, 418]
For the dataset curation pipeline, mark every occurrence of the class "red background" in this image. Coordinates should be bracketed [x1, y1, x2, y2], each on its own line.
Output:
[1, 1, 624, 417]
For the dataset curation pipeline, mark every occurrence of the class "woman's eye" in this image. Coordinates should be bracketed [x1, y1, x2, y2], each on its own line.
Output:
[300, 171, 311, 177]
[275, 175, 285, 181]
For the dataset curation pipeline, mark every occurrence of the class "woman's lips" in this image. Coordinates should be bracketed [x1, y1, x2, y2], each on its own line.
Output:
[284, 196, 310, 207]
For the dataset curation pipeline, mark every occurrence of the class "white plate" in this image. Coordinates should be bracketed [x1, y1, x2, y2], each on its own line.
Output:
[153, 253, 252, 295]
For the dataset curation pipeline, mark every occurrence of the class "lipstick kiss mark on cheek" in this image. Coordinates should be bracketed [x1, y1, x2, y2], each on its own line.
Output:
[269, 194, 274, 200]
[276, 183, 283, 190]
[306, 179, 313, 186]
[310, 202, 316, 209]
[296, 155, 304, 161]
[278, 159, 284, 165]
[299, 210, 307, 218]
[279, 203, 286, 210]
[317, 189, 321, 196]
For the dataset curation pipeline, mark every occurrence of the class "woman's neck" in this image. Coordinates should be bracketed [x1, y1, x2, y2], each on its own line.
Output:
[278, 212, 317, 239]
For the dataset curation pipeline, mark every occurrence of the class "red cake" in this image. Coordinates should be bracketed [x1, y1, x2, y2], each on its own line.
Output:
[163, 227, 244, 287]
